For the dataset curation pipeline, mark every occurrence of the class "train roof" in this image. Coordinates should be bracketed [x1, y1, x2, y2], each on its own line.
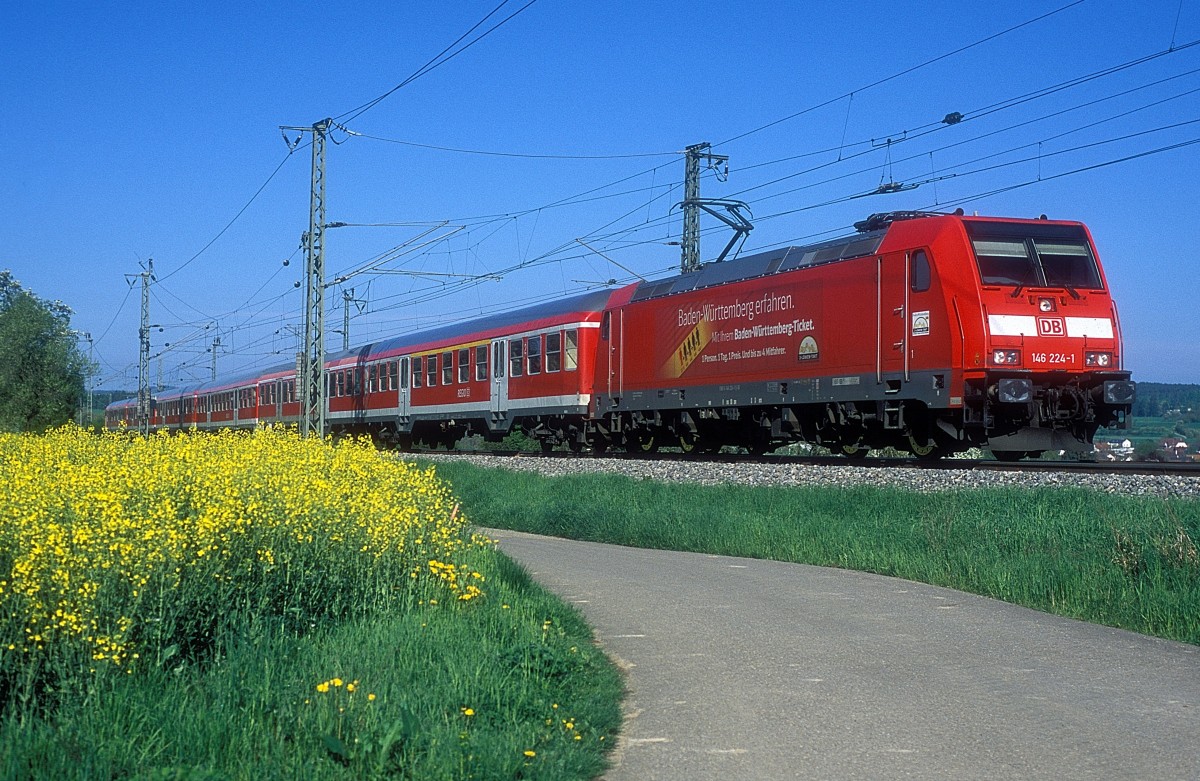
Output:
[109, 288, 614, 408]
[626, 210, 1090, 304]
[326, 287, 614, 364]
[629, 227, 889, 304]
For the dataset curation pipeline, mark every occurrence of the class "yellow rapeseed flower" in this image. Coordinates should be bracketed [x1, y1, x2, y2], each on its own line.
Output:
[0, 425, 487, 683]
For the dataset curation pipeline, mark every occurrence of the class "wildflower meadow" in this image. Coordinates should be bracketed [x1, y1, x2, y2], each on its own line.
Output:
[0, 426, 621, 779]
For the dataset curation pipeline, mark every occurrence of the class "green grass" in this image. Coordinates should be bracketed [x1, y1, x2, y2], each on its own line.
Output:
[1, 552, 622, 781]
[430, 461, 1200, 646]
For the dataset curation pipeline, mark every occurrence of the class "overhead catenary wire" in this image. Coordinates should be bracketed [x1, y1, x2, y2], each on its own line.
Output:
[716, 0, 1090, 147]
[333, 0, 540, 126]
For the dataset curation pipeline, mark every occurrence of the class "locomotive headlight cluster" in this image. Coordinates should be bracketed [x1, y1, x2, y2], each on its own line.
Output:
[1085, 351, 1113, 367]
[991, 349, 1022, 366]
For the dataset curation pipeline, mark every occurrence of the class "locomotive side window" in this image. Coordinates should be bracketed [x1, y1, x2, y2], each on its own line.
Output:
[475, 345, 488, 381]
[458, 349, 470, 383]
[601, 312, 610, 340]
[973, 239, 1035, 286]
[412, 356, 423, 388]
[911, 250, 931, 293]
[527, 335, 542, 375]
[546, 332, 561, 373]
[509, 339, 524, 377]
[565, 329, 578, 371]
[1034, 241, 1102, 289]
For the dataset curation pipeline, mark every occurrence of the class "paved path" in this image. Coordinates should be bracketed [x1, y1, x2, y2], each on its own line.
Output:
[487, 529, 1200, 780]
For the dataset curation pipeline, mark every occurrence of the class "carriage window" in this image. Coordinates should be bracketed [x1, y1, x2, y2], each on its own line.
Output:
[427, 355, 438, 387]
[475, 345, 488, 381]
[400, 358, 408, 389]
[911, 250, 931, 293]
[458, 349, 470, 383]
[368, 365, 377, 393]
[527, 335, 542, 375]
[336, 371, 346, 397]
[412, 356, 423, 388]
[509, 339, 524, 377]
[442, 352, 454, 385]
[565, 329, 578, 371]
[546, 332, 561, 373]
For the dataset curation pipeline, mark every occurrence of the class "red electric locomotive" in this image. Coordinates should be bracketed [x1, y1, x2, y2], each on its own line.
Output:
[106, 210, 1134, 460]
[589, 210, 1134, 459]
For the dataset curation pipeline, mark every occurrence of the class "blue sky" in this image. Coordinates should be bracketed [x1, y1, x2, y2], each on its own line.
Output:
[3, 0, 1198, 387]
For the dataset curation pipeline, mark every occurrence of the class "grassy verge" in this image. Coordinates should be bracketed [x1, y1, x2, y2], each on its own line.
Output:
[0, 428, 621, 779]
[1, 553, 621, 780]
[428, 461, 1200, 646]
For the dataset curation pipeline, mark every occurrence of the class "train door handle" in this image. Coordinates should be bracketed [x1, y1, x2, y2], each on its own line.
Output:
[892, 341, 904, 350]
[893, 306, 905, 315]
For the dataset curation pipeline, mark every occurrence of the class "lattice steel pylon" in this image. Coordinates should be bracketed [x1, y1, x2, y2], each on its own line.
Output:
[284, 118, 332, 438]
[126, 259, 155, 437]
[681, 142, 728, 274]
[679, 142, 752, 272]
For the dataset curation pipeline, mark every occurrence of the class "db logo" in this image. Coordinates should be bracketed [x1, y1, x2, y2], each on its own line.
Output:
[1037, 317, 1066, 336]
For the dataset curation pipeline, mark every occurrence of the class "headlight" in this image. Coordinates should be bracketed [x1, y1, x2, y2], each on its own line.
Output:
[996, 379, 1033, 403]
[1085, 351, 1112, 367]
[1103, 380, 1136, 405]
[991, 349, 1021, 366]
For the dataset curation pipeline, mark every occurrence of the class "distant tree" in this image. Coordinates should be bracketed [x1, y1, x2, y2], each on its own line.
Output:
[1133, 439, 1163, 462]
[0, 270, 90, 432]
[1133, 382, 1200, 417]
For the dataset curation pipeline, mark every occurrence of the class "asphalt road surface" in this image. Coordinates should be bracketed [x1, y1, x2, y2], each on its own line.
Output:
[487, 529, 1200, 781]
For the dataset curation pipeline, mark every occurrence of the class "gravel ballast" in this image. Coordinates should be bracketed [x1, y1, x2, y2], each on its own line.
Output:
[416, 453, 1200, 500]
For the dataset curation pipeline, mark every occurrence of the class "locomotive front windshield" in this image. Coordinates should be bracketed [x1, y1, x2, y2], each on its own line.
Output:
[971, 235, 1103, 291]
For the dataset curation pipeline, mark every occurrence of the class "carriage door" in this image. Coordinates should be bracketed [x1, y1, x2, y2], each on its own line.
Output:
[877, 253, 908, 386]
[397, 358, 409, 420]
[490, 341, 509, 421]
[602, 309, 624, 404]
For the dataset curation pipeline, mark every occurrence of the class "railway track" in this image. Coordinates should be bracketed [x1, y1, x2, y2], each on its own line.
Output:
[410, 447, 1200, 478]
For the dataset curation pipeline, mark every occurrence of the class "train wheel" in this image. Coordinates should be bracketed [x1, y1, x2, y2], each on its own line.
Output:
[677, 430, 697, 454]
[840, 443, 870, 458]
[907, 432, 945, 460]
[626, 430, 659, 453]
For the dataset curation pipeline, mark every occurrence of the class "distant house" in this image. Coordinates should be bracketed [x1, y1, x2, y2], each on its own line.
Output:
[1094, 439, 1135, 461]
[1159, 438, 1190, 462]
